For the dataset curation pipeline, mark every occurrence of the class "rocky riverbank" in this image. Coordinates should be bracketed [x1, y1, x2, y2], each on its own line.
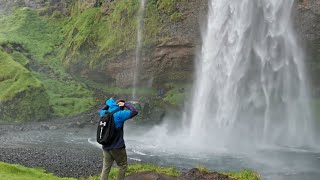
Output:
[0, 111, 102, 178]
[0, 145, 238, 180]
[0, 144, 102, 178]
[0, 112, 241, 180]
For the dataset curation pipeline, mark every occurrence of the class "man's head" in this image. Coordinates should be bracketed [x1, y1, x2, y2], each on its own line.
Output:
[116, 99, 125, 107]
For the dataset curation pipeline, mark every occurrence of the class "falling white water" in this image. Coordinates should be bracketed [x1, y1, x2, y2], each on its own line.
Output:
[187, 0, 317, 149]
[132, 0, 146, 100]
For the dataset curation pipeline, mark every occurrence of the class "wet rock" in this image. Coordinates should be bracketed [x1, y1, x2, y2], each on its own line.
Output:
[179, 168, 236, 180]
[40, 124, 50, 130]
[67, 121, 85, 129]
[49, 126, 57, 130]
[125, 171, 177, 180]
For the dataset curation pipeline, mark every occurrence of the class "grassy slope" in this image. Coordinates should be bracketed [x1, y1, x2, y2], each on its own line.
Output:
[0, 50, 50, 122]
[0, 162, 75, 180]
[0, 8, 61, 60]
[0, 162, 260, 180]
[0, 51, 42, 101]
[0, 8, 95, 119]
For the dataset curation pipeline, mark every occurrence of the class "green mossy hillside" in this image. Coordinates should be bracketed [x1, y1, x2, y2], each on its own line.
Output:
[0, 50, 50, 122]
[60, 0, 161, 70]
[0, 7, 96, 121]
[0, 7, 62, 60]
[34, 73, 95, 117]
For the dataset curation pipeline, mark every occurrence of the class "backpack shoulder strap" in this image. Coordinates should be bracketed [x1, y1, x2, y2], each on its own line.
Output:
[110, 109, 121, 115]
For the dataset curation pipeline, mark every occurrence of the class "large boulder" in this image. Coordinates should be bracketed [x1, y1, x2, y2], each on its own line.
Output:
[0, 50, 50, 122]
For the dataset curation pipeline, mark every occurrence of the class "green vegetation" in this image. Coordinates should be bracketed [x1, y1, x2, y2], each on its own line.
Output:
[11, 51, 29, 67]
[61, 0, 162, 69]
[126, 163, 180, 176]
[0, 51, 41, 100]
[157, 0, 180, 14]
[0, 7, 96, 120]
[0, 7, 62, 60]
[0, 0, 186, 121]
[0, 50, 50, 122]
[0, 162, 179, 180]
[157, 0, 184, 22]
[225, 169, 261, 180]
[77, 77, 157, 96]
[84, 163, 180, 180]
[163, 83, 190, 106]
[195, 165, 209, 173]
[170, 12, 184, 22]
[195, 166, 261, 180]
[34, 73, 95, 117]
[0, 161, 260, 180]
[0, 162, 75, 180]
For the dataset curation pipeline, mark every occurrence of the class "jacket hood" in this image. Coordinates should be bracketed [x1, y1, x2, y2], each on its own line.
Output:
[106, 98, 120, 112]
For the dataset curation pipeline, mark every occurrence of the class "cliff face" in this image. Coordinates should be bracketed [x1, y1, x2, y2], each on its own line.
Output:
[295, 0, 320, 41]
[294, 0, 320, 95]
[62, 0, 207, 88]
[1, 0, 320, 122]
[1, 1, 319, 88]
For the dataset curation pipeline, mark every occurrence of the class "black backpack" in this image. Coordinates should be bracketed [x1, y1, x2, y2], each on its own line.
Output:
[96, 109, 120, 145]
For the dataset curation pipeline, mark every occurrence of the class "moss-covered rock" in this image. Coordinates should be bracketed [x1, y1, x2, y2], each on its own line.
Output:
[0, 7, 97, 120]
[0, 50, 50, 122]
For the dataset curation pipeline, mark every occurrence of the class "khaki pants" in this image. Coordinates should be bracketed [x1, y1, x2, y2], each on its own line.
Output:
[100, 148, 128, 180]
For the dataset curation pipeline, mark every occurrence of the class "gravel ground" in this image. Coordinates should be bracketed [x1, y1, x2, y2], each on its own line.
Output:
[0, 144, 102, 178]
[0, 111, 104, 178]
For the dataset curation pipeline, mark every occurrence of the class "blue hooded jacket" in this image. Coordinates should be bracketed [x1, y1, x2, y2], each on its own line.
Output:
[99, 98, 138, 150]
[100, 98, 132, 128]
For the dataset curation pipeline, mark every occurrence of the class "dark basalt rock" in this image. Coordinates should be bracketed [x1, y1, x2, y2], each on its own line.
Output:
[179, 168, 236, 180]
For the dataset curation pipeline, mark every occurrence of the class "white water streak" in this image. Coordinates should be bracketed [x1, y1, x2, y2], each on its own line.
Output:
[132, 0, 146, 100]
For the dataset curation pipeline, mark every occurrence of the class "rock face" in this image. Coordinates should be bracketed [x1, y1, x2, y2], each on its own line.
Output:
[294, 0, 320, 93]
[104, 41, 195, 87]
[295, 0, 320, 41]
[4, 0, 313, 91]
[179, 168, 236, 180]
[61, 0, 207, 88]
[62, 0, 320, 92]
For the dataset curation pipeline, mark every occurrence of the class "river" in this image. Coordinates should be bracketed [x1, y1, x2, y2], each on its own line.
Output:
[2, 123, 319, 180]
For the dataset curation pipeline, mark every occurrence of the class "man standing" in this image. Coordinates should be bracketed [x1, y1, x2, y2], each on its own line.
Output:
[99, 98, 138, 180]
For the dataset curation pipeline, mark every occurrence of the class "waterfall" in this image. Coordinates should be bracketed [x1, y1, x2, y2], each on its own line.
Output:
[132, 0, 146, 100]
[188, 0, 316, 149]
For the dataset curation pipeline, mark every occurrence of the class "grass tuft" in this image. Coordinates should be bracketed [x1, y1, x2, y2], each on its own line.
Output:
[225, 169, 261, 180]
[84, 163, 180, 180]
[0, 162, 75, 180]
